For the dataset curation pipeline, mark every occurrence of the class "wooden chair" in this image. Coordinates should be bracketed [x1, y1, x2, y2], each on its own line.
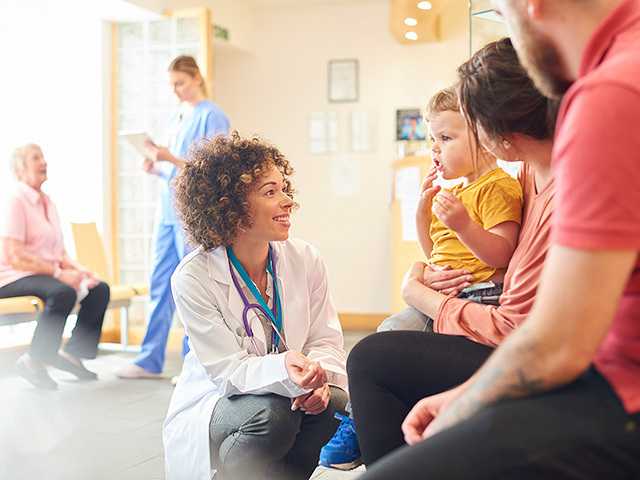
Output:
[71, 222, 148, 350]
[0, 296, 44, 327]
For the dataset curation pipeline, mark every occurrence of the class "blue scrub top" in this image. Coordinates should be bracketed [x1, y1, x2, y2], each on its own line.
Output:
[160, 100, 230, 225]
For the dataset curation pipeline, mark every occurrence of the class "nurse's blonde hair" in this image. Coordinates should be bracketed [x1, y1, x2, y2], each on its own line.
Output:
[11, 143, 41, 179]
[169, 55, 208, 98]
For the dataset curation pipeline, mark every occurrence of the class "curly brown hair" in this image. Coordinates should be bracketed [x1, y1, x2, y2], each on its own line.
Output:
[174, 132, 296, 250]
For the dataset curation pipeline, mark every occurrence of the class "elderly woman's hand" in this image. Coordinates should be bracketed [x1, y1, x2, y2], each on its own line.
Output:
[57, 269, 84, 290]
[78, 269, 101, 289]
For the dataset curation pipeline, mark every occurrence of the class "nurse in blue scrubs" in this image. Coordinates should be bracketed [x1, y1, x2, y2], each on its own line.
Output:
[117, 55, 230, 379]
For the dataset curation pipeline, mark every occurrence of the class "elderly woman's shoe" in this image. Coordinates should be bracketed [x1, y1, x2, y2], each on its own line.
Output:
[15, 354, 58, 390]
[47, 353, 98, 381]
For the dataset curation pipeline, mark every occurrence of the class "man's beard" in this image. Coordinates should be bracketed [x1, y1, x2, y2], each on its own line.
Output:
[512, 22, 573, 99]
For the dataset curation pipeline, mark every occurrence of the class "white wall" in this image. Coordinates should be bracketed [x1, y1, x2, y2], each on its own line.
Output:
[0, 0, 107, 237]
[212, 1, 469, 313]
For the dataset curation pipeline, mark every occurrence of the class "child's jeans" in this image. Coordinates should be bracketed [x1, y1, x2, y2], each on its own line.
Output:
[377, 282, 503, 332]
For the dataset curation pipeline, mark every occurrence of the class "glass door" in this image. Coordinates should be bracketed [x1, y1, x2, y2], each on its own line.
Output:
[110, 8, 212, 326]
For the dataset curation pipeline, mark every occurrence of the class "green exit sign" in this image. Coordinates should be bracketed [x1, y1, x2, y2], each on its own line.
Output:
[214, 24, 229, 41]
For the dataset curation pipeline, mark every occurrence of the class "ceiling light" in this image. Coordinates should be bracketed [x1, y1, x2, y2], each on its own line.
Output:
[417, 1, 433, 10]
[404, 17, 418, 26]
[405, 31, 418, 41]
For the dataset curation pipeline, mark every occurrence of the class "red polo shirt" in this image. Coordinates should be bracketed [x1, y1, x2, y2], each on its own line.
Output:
[552, 0, 640, 413]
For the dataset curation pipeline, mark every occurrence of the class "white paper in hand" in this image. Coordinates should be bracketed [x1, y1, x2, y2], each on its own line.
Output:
[120, 132, 153, 157]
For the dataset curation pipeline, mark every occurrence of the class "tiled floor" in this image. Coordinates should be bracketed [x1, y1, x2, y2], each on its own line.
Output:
[0, 348, 180, 480]
[0, 331, 370, 480]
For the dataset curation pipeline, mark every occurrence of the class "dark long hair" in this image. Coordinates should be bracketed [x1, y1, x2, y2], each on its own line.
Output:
[457, 37, 559, 143]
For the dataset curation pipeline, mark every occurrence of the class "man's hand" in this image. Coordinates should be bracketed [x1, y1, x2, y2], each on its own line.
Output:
[285, 351, 327, 390]
[433, 190, 472, 233]
[402, 385, 467, 445]
[291, 384, 331, 415]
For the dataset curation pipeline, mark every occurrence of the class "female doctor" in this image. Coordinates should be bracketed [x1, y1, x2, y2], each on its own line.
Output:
[163, 132, 348, 480]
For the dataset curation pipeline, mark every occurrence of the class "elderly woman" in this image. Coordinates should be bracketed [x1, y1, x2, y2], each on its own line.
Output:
[163, 133, 348, 480]
[0, 144, 110, 390]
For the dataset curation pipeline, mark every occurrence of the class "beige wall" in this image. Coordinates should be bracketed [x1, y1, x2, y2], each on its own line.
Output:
[127, 0, 256, 50]
[212, 1, 469, 313]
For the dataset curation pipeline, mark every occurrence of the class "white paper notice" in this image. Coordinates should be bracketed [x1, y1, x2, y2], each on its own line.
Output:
[350, 111, 373, 152]
[395, 166, 421, 241]
[331, 155, 360, 197]
[309, 112, 338, 154]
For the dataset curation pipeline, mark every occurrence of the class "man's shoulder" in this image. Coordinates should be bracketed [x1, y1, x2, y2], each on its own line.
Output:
[571, 42, 640, 103]
[559, 71, 640, 136]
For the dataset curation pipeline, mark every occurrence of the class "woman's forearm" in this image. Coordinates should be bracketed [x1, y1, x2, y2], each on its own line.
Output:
[61, 254, 84, 272]
[402, 279, 448, 319]
[9, 250, 56, 276]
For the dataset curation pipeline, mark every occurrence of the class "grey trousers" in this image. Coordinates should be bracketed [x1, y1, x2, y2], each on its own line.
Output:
[377, 306, 432, 333]
[210, 387, 348, 480]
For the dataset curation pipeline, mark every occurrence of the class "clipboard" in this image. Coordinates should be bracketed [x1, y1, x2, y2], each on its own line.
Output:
[120, 132, 154, 157]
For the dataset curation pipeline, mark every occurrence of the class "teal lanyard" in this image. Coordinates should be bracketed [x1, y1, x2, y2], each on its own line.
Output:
[226, 246, 283, 349]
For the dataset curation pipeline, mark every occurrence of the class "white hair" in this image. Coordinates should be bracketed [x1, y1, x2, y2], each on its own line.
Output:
[11, 143, 40, 179]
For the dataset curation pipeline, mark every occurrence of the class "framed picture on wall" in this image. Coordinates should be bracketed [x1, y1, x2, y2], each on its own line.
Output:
[328, 59, 359, 103]
[396, 108, 427, 141]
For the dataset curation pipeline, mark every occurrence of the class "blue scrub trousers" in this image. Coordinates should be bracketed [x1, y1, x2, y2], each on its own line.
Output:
[134, 222, 190, 374]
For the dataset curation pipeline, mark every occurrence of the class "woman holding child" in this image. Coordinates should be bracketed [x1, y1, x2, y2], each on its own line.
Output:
[325, 38, 558, 472]
[162, 133, 348, 480]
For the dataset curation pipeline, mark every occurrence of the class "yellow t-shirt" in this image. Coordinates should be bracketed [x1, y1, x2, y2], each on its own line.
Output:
[429, 168, 523, 282]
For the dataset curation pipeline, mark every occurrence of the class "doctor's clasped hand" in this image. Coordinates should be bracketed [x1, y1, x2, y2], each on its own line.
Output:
[285, 351, 328, 391]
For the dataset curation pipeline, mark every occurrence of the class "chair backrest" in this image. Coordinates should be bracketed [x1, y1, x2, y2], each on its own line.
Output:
[71, 223, 112, 283]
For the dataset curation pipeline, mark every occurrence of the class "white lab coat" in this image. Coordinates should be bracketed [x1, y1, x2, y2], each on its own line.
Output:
[163, 238, 348, 480]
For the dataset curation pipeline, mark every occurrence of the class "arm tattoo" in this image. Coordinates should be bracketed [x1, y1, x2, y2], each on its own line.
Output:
[459, 325, 551, 416]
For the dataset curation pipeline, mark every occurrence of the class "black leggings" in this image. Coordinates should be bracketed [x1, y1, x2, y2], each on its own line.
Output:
[0, 275, 109, 361]
[348, 331, 640, 479]
[348, 331, 493, 464]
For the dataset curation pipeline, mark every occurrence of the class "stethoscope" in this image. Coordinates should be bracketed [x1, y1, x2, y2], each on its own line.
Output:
[226, 245, 288, 356]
